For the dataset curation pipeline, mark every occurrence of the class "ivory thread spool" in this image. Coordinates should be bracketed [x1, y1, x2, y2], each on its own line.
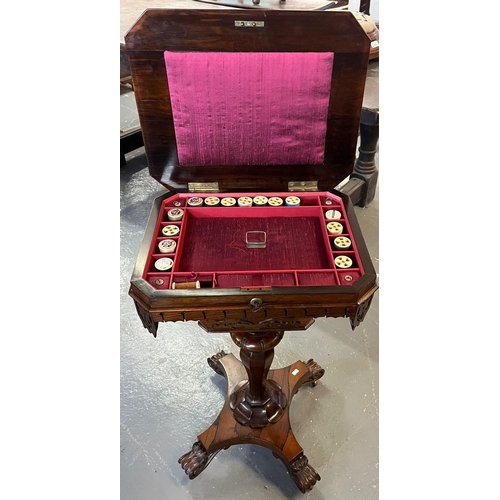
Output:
[187, 197, 203, 207]
[154, 257, 174, 271]
[167, 208, 184, 221]
[253, 195, 268, 206]
[172, 281, 201, 289]
[221, 197, 236, 207]
[327, 221, 343, 235]
[204, 196, 220, 206]
[238, 196, 253, 207]
[333, 236, 351, 250]
[158, 239, 177, 254]
[325, 209, 342, 220]
[285, 196, 301, 206]
[268, 197, 283, 206]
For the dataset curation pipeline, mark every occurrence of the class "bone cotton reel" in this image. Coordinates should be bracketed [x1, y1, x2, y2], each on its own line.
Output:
[253, 195, 268, 206]
[154, 257, 174, 271]
[285, 196, 301, 206]
[268, 197, 283, 207]
[334, 255, 353, 269]
[237, 196, 253, 207]
[221, 197, 236, 207]
[325, 209, 342, 220]
[327, 222, 343, 235]
[204, 196, 220, 206]
[187, 197, 203, 207]
[162, 225, 180, 237]
[158, 239, 177, 254]
[167, 208, 184, 221]
[333, 236, 351, 250]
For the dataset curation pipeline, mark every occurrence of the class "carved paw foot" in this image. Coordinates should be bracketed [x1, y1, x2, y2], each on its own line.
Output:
[178, 441, 210, 479]
[207, 350, 228, 376]
[290, 454, 321, 493]
[302, 359, 325, 387]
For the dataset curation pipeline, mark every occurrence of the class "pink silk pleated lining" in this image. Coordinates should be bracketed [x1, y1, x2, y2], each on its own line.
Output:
[164, 51, 334, 165]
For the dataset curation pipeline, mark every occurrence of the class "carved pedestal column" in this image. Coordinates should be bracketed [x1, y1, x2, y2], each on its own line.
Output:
[229, 331, 287, 428]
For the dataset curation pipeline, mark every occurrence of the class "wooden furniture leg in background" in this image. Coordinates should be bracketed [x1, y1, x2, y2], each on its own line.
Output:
[178, 331, 325, 494]
[339, 107, 379, 207]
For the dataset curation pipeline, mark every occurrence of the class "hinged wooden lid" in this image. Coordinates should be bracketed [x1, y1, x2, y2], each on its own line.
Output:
[125, 9, 370, 192]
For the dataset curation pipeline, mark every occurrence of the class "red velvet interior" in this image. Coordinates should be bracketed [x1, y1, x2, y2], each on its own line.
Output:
[178, 214, 329, 272]
[144, 192, 364, 289]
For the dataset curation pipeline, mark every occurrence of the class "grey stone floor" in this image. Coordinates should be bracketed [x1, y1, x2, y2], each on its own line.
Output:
[120, 78, 379, 498]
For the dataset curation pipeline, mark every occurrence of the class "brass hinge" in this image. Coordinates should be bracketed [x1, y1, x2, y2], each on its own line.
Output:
[188, 182, 219, 193]
[288, 181, 318, 192]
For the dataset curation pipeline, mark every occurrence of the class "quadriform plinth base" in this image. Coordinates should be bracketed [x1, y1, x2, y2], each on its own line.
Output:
[179, 351, 325, 494]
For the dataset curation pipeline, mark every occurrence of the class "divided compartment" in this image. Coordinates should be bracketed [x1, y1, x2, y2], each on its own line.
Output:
[147, 274, 172, 290]
[142, 191, 365, 288]
[296, 270, 339, 286]
[337, 270, 362, 285]
[332, 251, 359, 270]
[164, 195, 186, 208]
[176, 205, 330, 274]
[215, 272, 296, 288]
[320, 193, 343, 207]
[172, 273, 215, 289]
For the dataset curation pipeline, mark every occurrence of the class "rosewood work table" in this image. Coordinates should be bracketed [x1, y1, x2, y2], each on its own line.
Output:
[126, 8, 378, 493]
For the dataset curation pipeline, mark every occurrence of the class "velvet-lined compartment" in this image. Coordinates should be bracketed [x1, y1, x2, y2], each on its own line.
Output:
[178, 211, 329, 272]
[164, 51, 334, 166]
[142, 192, 365, 289]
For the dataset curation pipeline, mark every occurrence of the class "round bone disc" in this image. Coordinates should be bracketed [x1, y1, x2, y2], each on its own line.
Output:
[327, 222, 343, 235]
[238, 196, 253, 207]
[334, 255, 353, 269]
[334, 236, 352, 250]
[154, 257, 174, 271]
[204, 196, 220, 206]
[285, 196, 301, 206]
[325, 209, 342, 220]
[268, 197, 283, 206]
[167, 208, 184, 221]
[253, 195, 268, 206]
[221, 197, 236, 207]
[187, 197, 203, 207]
[162, 225, 180, 236]
[158, 239, 177, 254]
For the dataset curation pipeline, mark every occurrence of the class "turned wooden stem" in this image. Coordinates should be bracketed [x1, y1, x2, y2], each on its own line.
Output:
[239, 347, 274, 405]
[229, 331, 287, 427]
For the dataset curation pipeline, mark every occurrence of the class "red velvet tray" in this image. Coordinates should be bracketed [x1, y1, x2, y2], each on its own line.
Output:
[143, 191, 364, 290]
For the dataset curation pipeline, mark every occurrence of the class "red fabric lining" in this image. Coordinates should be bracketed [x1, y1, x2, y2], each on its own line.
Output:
[164, 51, 334, 165]
[177, 216, 329, 272]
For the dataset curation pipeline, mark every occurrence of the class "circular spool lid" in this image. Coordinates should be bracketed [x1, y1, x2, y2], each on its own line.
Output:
[333, 236, 351, 250]
[253, 195, 268, 206]
[327, 221, 343, 235]
[158, 239, 177, 254]
[187, 197, 203, 207]
[154, 257, 174, 271]
[162, 225, 180, 236]
[221, 197, 236, 207]
[285, 196, 301, 206]
[204, 196, 220, 206]
[238, 196, 253, 207]
[268, 197, 283, 206]
[334, 255, 353, 269]
[325, 209, 342, 220]
[167, 208, 184, 221]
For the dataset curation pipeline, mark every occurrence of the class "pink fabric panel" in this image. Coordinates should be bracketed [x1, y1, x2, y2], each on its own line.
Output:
[164, 52, 334, 165]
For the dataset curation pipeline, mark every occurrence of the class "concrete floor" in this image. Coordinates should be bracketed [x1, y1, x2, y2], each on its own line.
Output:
[120, 4, 379, 499]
